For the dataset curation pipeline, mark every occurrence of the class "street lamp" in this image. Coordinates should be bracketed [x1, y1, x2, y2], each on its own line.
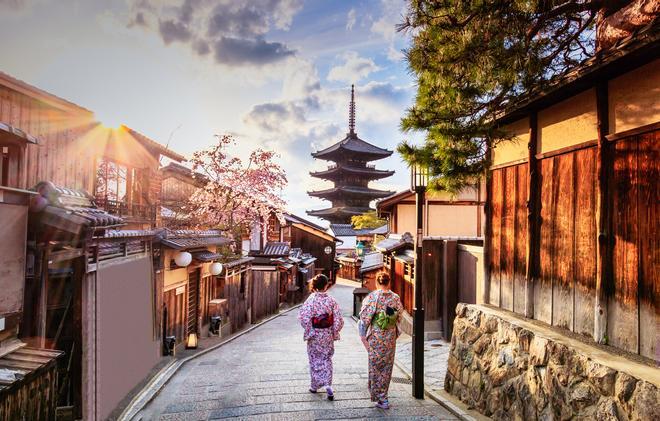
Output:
[410, 163, 428, 399]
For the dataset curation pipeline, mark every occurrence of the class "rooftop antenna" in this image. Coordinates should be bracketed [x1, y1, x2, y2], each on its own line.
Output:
[348, 84, 356, 135]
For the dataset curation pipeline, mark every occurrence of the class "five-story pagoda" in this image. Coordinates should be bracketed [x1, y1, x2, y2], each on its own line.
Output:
[307, 85, 394, 223]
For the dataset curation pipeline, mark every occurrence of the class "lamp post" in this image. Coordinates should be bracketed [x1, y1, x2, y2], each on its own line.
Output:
[410, 163, 428, 399]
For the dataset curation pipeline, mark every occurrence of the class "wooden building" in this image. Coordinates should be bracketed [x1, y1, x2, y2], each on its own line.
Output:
[21, 182, 161, 421]
[485, 26, 659, 360]
[0, 126, 62, 421]
[158, 230, 234, 346]
[377, 187, 485, 237]
[159, 162, 205, 228]
[308, 86, 394, 223]
[0, 71, 185, 230]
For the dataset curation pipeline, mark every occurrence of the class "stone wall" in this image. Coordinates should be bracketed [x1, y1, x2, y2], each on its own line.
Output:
[445, 304, 659, 420]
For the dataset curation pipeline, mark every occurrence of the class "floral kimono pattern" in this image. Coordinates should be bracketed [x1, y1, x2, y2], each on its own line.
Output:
[359, 290, 402, 402]
[298, 292, 344, 390]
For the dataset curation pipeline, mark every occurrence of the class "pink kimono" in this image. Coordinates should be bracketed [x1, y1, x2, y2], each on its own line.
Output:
[298, 292, 344, 390]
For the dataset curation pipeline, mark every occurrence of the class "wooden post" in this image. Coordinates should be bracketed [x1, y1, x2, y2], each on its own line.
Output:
[483, 146, 492, 305]
[594, 82, 610, 343]
[441, 240, 458, 340]
[525, 112, 539, 318]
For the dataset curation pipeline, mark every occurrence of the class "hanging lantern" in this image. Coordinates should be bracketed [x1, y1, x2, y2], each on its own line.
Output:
[174, 251, 192, 267]
[210, 262, 223, 276]
[356, 241, 365, 257]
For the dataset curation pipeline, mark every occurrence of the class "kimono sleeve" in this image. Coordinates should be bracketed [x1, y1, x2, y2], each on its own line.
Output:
[298, 295, 314, 340]
[358, 292, 378, 337]
[332, 299, 344, 340]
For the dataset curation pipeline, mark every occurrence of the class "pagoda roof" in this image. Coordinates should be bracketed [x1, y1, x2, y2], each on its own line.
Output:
[308, 185, 394, 199]
[310, 164, 394, 180]
[312, 132, 392, 161]
[307, 206, 372, 219]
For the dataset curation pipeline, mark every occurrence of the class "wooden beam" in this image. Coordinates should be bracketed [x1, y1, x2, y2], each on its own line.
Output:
[594, 82, 610, 343]
[441, 240, 458, 340]
[524, 112, 540, 318]
[483, 146, 492, 305]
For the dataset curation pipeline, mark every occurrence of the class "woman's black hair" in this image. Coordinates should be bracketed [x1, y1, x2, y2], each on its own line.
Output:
[310, 274, 330, 291]
[376, 272, 391, 286]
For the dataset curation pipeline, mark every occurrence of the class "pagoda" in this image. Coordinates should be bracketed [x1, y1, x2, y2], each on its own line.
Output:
[307, 85, 394, 223]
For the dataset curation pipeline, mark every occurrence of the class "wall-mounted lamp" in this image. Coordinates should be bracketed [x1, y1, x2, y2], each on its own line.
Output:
[174, 251, 192, 267]
[210, 262, 224, 276]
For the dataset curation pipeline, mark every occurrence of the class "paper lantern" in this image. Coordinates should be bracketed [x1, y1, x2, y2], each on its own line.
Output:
[210, 262, 223, 276]
[174, 251, 192, 267]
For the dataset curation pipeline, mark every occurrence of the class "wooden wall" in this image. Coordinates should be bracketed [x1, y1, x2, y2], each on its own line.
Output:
[290, 225, 335, 278]
[251, 270, 280, 322]
[222, 266, 251, 332]
[487, 114, 658, 359]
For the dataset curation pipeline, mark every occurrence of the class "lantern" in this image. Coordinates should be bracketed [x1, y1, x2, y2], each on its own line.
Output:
[174, 251, 192, 267]
[210, 262, 223, 276]
[185, 332, 198, 349]
[410, 163, 429, 192]
[356, 241, 365, 257]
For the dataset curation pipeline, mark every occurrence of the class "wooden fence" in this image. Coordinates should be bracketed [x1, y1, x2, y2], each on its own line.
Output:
[486, 126, 658, 360]
[251, 270, 280, 322]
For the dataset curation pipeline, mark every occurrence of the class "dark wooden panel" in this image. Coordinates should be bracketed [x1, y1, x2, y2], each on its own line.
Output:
[609, 137, 639, 354]
[536, 157, 555, 324]
[500, 166, 515, 311]
[488, 169, 503, 306]
[552, 153, 575, 330]
[514, 163, 528, 314]
[638, 131, 660, 359]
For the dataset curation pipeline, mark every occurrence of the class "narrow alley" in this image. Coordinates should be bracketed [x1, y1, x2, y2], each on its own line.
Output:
[135, 281, 457, 420]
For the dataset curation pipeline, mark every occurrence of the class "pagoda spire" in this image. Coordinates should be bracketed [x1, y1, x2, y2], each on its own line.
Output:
[349, 84, 356, 135]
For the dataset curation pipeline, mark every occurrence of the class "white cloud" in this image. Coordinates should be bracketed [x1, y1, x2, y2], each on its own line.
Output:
[370, 0, 406, 62]
[327, 51, 380, 83]
[346, 8, 356, 31]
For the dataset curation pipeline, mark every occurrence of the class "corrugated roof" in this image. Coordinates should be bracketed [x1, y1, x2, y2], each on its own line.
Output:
[262, 242, 291, 257]
[0, 342, 62, 392]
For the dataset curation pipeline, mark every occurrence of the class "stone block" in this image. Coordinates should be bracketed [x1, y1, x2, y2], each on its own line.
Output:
[628, 380, 660, 421]
[595, 398, 620, 421]
[482, 314, 499, 333]
[518, 329, 533, 352]
[614, 371, 637, 403]
[568, 382, 597, 411]
[473, 334, 491, 355]
[529, 336, 549, 366]
[587, 361, 616, 396]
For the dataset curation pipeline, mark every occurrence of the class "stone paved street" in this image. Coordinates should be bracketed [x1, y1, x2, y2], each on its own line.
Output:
[135, 281, 457, 420]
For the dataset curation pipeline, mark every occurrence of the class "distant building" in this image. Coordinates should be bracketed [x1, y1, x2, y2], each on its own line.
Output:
[307, 85, 394, 223]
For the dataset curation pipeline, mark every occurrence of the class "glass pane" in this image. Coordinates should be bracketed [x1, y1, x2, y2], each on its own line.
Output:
[95, 157, 108, 199]
[117, 164, 127, 202]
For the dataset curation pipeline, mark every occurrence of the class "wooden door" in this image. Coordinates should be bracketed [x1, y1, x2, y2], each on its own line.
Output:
[187, 269, 200, 335]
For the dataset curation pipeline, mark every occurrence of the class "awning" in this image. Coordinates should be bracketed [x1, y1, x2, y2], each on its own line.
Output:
[0, 121, 38, 145]
[191, 251, 221, 262]
[0, 342, 62, 394]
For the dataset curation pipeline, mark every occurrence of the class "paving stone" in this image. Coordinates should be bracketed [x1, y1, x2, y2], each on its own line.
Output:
[137, 281, 458, 421]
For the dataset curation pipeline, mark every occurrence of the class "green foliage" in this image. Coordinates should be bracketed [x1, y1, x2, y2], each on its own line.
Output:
[351, 210, 387, 230]
[399, 0, 601, 192]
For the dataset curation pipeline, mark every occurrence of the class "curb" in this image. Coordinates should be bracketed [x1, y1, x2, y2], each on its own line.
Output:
[392, 358, 476, 421]
[118, 304, 302, 421]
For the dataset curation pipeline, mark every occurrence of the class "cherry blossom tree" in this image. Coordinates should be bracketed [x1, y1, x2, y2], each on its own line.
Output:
[187, 134, 287, 240]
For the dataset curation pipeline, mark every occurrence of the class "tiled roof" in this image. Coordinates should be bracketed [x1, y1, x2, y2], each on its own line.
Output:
[308, 185, 394, 199]
[159, 229, 232, 250]
[262, 242, 291, 257]
[34, 181, 124, 229]
[312, 132, 392, 160]
[224, 256, 255, 268]
[283, 213, 327, 232]
[360, 252, 384, 274]
[310, 165, 394, 180]
[0, 342, 62, 392]
[191, 250, 221, 262]
[308, 206, 372, 218]
[393, 250, 415, 264]
[370, 225, 389, 235]
[329, 224, 374, 237]
[121, 125, 185, 162]
[375, 233, 414, 253]
[101, 229, 156, 238]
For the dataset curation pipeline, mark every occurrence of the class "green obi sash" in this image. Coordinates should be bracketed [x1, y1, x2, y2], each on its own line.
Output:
[373, 306, 398, 330]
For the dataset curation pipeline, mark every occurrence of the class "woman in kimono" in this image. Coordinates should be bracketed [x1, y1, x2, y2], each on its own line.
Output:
[358, 272, 402, 409]
[298, 274, 344, 400]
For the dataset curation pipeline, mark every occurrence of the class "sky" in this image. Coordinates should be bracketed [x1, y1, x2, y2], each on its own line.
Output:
[0, 0, 422, 226]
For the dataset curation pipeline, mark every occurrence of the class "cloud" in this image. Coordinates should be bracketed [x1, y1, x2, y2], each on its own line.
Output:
[127, 0, 303, 67]
[346, 8, 356, 31]
[327, 51, 380, 83]
[159, 19, 192, 44]
[212, 37, 295, 66]
[370, 0, 406, 61]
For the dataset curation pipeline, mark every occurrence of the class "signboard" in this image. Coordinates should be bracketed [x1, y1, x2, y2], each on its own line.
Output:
[175, 286, 185, 296]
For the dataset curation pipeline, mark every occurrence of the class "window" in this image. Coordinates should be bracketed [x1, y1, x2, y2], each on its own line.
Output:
[1, 146, 9, 186]
[95, 157, 128, 202]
